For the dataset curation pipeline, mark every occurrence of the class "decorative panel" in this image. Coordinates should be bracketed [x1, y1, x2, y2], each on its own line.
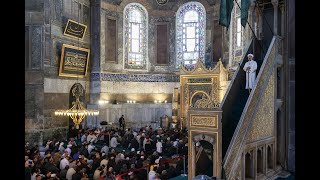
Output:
[156, 23, 168, 65]
[247, 71, 275, 143]
[105, 17, 117, 63]
[191, 115, 218, 128]
[91, 73, 179, 82]
[31, 26, 42, 70]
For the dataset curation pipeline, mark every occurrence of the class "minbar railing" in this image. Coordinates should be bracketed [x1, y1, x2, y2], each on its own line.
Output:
[223, 36, 278, 179]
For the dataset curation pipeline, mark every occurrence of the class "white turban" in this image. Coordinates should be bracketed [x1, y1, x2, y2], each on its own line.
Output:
[247, 54, 254, 58]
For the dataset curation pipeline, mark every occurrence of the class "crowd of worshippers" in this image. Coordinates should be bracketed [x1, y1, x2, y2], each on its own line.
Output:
[25, 125, 189, 180]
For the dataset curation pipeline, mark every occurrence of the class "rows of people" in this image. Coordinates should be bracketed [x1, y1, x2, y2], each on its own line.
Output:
[25, 125, 188, 180]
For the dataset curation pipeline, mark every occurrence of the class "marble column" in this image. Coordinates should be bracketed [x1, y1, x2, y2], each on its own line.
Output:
[272, 0, 279, 36]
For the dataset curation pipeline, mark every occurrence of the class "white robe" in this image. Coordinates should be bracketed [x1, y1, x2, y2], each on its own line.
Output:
[243, 60, 257, 89]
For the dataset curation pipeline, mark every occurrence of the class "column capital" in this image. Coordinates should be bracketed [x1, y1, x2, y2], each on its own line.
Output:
[271, 0, 279, 7]
[279, 3, 285, 13]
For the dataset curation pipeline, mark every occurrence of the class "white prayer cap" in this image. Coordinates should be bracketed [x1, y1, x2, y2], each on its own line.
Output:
[247, 54, 254, 57]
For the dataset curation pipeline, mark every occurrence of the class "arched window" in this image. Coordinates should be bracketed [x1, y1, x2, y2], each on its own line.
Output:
[229, 0, 244, 69]
[123, 3, 148, 70]
[176, 2, 206, 68]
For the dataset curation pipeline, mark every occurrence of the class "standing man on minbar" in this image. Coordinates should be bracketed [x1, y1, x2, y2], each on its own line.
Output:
[243, 53, 257, 93]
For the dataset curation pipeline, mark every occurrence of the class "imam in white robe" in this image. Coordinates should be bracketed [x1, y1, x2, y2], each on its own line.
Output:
[243, 60, 257, 89]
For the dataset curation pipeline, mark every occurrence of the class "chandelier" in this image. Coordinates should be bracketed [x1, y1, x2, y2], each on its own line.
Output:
[55, 83, 99, 129]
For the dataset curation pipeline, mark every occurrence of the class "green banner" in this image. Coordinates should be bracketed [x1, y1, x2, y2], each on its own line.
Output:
[219, 0, 234, 28]
[241, 0, 250, 28]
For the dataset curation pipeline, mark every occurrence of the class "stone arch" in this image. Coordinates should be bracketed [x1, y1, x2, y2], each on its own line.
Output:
[190, 91, 210, 107]
[245, 151, 254, 179]
[257, 147, 263, 174]
[193, 133, 215, 145]
[119, 0, 152, 12]
[267, 144, 274, 170]
[195, 140, 214, 177]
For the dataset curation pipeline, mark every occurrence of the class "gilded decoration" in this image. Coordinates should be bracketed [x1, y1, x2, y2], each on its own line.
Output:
[180, 58, 227, 75]
[191, 116, 217, 127]
[180, 60, 224, 121]
[192, 94, 219, 109]
[223, 37, 277, 179]
[187, 78, 212, 83]
[247, 71, 275, 143]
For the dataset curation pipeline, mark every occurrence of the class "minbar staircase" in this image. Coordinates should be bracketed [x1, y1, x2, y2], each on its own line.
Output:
[221, 36, 279, 179]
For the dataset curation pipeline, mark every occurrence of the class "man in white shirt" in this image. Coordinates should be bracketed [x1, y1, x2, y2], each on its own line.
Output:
[156, 139, 162, 154]
[66, 166, 76, 180]
[100, 143, 109, 155]
[243, 53, 257, 93]
[59, 155, 70, 170]
[65, 144, 72, 156]
[148, 165, 156, 180]
[81, 133, 87, 143]
[110, 135, 119, 148]
[87, 131, 97, 143]
[88, 142, 95, 154]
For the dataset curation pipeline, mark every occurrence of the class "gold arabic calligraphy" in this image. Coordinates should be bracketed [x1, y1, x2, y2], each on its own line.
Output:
[64, 52, 86, 69]
[66, 25, 84, 36]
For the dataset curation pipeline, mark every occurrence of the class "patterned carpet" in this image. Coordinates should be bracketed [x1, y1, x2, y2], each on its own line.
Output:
[275, 175, 295, 180]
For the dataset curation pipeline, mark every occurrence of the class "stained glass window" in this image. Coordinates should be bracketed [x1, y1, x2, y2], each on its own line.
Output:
[230, 0, 244, 67]
[176, 2, 206, 68]
[124, 3, 148, 70]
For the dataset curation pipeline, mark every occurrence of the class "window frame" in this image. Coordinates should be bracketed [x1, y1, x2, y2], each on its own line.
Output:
[175, 1, 206, 68]
[123, 3, 148, 71]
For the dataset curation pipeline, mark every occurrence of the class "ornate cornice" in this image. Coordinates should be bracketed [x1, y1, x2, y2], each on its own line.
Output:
[180, 59, 227, 75]
[91, 73, 180, 82]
